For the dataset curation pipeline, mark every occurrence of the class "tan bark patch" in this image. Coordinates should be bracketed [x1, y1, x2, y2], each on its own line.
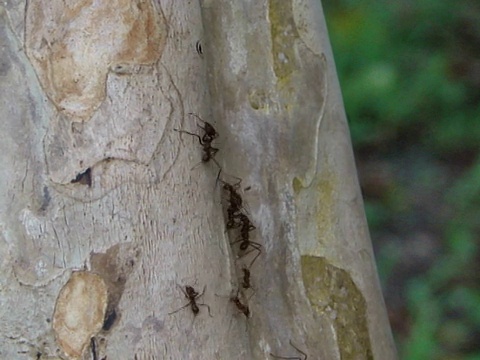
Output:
[25, 0, 167, 121]
[53, 271, 108, 359]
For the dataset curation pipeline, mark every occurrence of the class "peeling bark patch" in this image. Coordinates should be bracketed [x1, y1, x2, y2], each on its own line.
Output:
[25, 0, 167, 120]
[53, 271, 108, 359]
[301, 256, 373, 360]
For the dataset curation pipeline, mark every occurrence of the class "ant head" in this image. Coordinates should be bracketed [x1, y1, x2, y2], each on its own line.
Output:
[203, 122, 218, 137]
[185, 286, 196, 295]
[223, 183, 233, 192]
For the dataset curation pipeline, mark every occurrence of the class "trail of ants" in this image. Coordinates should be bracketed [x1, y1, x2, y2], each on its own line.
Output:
[217, 170, 263, 268]
[270, 340, 308, 360]
[169, 284, 212, 318]
[174, 113, 220, 168]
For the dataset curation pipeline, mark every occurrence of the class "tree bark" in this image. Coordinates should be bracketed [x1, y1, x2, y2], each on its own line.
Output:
[0, 0, 397, 359]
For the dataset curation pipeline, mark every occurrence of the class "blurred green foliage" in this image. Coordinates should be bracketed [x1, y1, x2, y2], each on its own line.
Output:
[323, 1, 480, 359]
[325, 0, 480, 153]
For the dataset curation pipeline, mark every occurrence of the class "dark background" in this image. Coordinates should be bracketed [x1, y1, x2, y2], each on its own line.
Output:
[323, 1, 480, 359]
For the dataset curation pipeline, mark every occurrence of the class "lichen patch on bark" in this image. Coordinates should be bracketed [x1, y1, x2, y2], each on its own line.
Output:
[268, 0, 299, 81]
[25, 0, 167, 121]
[52, 271, 108, 359]
[301, 256, 373, 360]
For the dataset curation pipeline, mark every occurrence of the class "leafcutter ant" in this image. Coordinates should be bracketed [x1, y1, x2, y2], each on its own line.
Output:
[188, 112, 219, 143]
[216, 169, 242, 197]
[230, 291, 250, 318]
[216, 170, 246, 228]
[169, 284, 212, 317]
[241, 267, 252, 290]
[231, 214, 261, 268]
[174, 113, 220, 168]
[270, 340, 308, 360]
[237, 213, 256, 234]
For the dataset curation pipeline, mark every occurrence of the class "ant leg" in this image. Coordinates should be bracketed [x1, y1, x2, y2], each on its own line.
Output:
[289, 341, 308, 360]
[168, 302, 190, 315]
[190, 158, 220, 171]
[188, 112, 206, 125]
[198, 303, 213, 317]
[196, 285, 206, 300]
[231, 175, 242, 188]
[211, 157, 221, 169]
[269, 354, 300, 360]
[174, 129, 204, 146]
[269, 341, 307, 360]
[230, 237, 243, 246]
[218, 171, 242, 189]
[231, 232, 257, 247]
[247, 247, 262, 268]
[238, 242, 262, 268]
[215, 168, 223, 189]
[195, 286, 212, 317]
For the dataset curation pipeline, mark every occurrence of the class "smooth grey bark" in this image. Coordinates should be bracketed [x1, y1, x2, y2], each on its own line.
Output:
[0, 1, 397, 359]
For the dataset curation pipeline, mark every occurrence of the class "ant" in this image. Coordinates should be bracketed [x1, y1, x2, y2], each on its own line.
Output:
[188, 113, 219, 143]
[237, 213, 256, 233]
[270, 340, 308, 360]
[174, 113, 220, 167]
[241, 267, 252, 290]
[216, 171, 246, 228]
[230, 291, 250, 318]
[169, 284, 212, 317]
[230, 213, 261, 267]
[216, 170, 242, 202]
[225, 193, 245, 229]
[215, 171, 256, 230]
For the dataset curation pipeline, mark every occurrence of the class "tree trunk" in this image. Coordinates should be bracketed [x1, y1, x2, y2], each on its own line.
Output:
[0, 1, 397, 359]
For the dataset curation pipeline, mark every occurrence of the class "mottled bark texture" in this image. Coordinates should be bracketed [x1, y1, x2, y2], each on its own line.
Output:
[0, 1, 397, 359]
